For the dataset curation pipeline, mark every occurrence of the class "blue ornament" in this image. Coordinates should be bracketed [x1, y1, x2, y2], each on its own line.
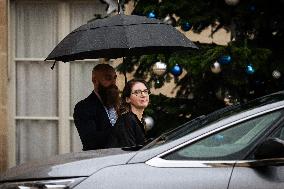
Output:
[181, 22, 192, 31]
[170, 64, 183, 76]
[218, 55, 232, 64]
[147, 11, 156, 19]
[249, 5, 256, 12]
[246, 64, 255, 75]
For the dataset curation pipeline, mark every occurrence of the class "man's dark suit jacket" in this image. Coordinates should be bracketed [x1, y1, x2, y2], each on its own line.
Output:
[73, 91, 112, 151]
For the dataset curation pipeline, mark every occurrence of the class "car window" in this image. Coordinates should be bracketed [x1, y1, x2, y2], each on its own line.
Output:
[271, 124, 284, 140]
[163, 110, 283, 161]
[143, 92, 284, 150]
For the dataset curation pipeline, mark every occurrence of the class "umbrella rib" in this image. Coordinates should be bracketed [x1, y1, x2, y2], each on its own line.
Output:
[72, 22, 166, 33]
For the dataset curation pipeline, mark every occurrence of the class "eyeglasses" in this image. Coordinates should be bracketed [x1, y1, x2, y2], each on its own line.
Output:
[131, 89, 151, 96]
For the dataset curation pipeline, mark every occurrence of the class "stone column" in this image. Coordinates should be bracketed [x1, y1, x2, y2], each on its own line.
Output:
[0, 0, 8, 173]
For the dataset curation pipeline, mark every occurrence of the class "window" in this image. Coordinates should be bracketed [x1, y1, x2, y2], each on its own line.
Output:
[163, 110, 283, 161]
[271, 124, 284, 140]
[11, 0, 107, 165]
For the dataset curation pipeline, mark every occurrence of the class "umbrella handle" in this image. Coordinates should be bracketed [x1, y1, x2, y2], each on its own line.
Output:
[123, 57, 127, 84]
[117, 0, 120, 14]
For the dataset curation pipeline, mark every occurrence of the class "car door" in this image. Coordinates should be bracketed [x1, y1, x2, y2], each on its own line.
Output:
[84, 161, 233, 189]
[229, 122, 284, 189]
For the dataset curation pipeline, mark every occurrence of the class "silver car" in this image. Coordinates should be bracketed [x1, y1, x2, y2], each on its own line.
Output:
[1, 91, 284, 189]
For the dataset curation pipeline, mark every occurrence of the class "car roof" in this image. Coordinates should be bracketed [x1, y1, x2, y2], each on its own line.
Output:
[128, 90, 284, 163]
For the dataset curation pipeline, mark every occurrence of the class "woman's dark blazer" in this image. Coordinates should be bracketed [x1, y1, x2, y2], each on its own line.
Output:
[108, 112, 146, 149]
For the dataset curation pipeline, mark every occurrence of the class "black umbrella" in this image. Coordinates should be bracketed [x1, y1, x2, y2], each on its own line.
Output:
[46, 14, 198, 64]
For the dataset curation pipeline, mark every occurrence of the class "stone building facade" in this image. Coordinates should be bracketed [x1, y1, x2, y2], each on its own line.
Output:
[0, 0, 8, 173]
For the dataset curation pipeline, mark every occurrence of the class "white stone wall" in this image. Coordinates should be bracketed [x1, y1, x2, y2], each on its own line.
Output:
[0, 0, 8, 173]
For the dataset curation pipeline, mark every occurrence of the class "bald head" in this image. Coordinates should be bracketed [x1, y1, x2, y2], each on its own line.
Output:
[92, 64, 115, 74]
[92, 64, 117, 91]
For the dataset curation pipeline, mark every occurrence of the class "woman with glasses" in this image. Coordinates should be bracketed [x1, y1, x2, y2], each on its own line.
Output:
[108, 79, 150, 149]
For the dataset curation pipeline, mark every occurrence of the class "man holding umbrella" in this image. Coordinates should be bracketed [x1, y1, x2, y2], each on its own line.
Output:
[45, 12, 198, 150]
[73, 64, 119, 151]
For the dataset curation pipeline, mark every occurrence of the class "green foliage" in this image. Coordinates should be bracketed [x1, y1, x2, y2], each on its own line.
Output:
[120, 0, 284, 136]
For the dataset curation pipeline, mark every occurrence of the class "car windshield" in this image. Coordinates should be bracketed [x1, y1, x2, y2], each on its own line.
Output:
[143, 91, 284, 149]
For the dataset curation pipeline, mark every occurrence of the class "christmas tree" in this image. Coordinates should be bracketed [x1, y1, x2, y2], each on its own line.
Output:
[119, 0, 284, 136]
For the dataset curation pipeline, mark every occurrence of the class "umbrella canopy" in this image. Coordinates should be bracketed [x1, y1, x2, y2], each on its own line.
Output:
[46, 14, 198, 62]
